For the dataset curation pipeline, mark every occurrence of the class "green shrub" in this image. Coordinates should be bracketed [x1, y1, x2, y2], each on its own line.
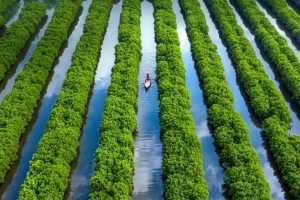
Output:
[18, 0, 113, 199]
[261, 0, 300, 43]
[0, 2, 46, 80]
[0, 0, 14, 13]
[0, 0, 82, 185]
[89, 0, 141, 199]
[222, 0, 300, 198]
[179, 0, 272, 198]
[153, 0, 209, 199]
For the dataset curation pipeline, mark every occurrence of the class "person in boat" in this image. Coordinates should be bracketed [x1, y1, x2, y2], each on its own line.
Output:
[146, 72, 150, 80]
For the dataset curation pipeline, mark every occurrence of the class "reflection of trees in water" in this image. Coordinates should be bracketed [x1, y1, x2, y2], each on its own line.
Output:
[112, 0, 120, 4]
[2, 0, 21, 21]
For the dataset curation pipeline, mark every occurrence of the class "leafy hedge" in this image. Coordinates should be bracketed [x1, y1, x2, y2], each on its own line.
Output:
[0, 2, 46, 81]
[0, 0, 82, 184]
[218, 0, 300, 198]
[19, 0, 113, 199]
[89, 0, 141, 199]
[0, 0, 14, 13]
[205, 0, 290, 124]
[0, 15, 5, 27]
[179, 0, 271, 199]
[231, 0, 300, 111]
[152, 0, 208, 199]
[260, 0, 300, 44]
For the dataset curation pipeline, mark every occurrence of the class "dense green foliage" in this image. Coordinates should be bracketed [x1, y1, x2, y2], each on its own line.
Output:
[0, 15, 4, 26]
[19, 0, 112, 198]
[205, 0, 290, 124]
[231, 0, 300, 111]
[260, 0, 300, 44]
[0, 0, 14, 13]
[179, 0, 271, 199]
[0, 0, 82, 184]
[89, 0, 141, 199]
[214, 0, 300, 199]
[153, 0, 208, 199]
[0, 2, 46, 81]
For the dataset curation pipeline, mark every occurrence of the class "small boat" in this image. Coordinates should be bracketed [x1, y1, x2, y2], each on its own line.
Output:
[144, 78, 151, 89]
[144, 72, 151, 90]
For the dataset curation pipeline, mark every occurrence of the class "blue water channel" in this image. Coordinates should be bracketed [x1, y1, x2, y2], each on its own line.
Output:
[172, 0, 225, 199]
[0, 0, 91, 198]
[201, 0, 285, 199]
[132, 1, 163, 199]
[67, 1, 122, 199]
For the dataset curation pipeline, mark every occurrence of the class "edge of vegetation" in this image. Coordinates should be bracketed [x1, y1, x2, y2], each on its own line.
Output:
[89, 0, 142, 199]
[0, 0, 15, 26]
[153, 0, 208, 199]
[0, 0, 15, 13]
[19, 0, 113, 198]
[213, 0, 300, 198]
[231, 0, 300, 113]
[179, 0, 272, 198]
[0, 0, 82, 184]
[260, 0, 300, 44]
[0, 2, 46, 81]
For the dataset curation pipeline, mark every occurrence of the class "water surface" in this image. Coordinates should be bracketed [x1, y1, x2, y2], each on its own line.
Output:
[173, 0, 225, 199]
[0, 0, 91, 199]
[256, 1, 300, 61]
[132, 1, 163, 199]
[0, 4, 56, 103]
[229, 0, 300, 135]
[67, 1, 122, 199]
[201, 1, 285, 199]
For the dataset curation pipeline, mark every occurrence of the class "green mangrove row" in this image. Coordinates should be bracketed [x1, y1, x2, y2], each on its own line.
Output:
[0, 0, 82, 184]
[19, 0, 113, 198]
[0, 0, 14, 13]
[205, 0, 291, 128]
[0, 0, 15, 26]
[153, 0, 208, 199]
[260, 0, 300, 44]
[231, 0, 300, 112]
[89, 0, 141, 199]
[216, 0, 300, 198]
[0, 16, 4, 26]
[0, 2, 46, 81]
[179, 0, 271, 199]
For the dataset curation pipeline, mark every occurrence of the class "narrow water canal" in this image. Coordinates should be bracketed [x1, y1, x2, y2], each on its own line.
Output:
[256, 1, 300, 61]
[201, 1, 285, 199]
[0, 5, 56, 104]
[228, 1, 300, 135]
[67, 1, 122, 199]
[172, 0, 225, 199]
[3, 0, 24, 28]
[0, 0, 91, 199]
[132, 1, 163, 199]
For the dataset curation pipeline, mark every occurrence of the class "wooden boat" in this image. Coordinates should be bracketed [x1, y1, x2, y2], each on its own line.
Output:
[144, 78, 151, 89]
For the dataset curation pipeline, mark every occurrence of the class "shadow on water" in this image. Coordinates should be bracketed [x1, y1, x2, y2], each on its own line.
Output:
[0, 8, 52, 104]
[286, 0, 300, 15]
[228, 0, 300, 135]
[256, 1, 300, 55]
[172, 0, 226, 199]
[66, 2, 122, 200]
[1, 0, 24, 32]
[201, 1, 291, 199]
[0, 1, 90, 199]
[132, 1, 163, 200]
